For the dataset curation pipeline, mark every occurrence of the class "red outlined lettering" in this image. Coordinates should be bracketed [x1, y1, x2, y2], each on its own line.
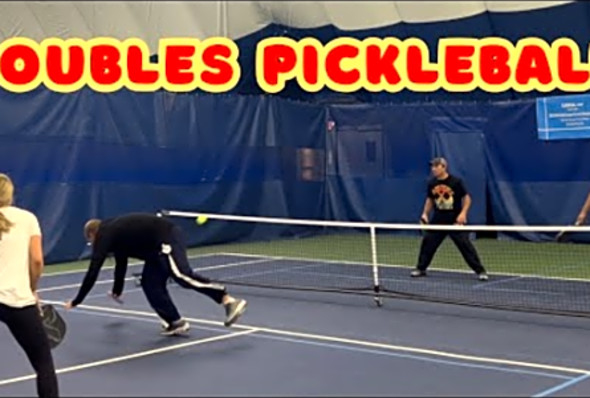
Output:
[323, 38, 363, 93]
[157, 38, 198, 93]
[365, 43, 401, 86]
[0, 37, 243, 93]
[295, 38, 323, 93]
[127, 45, 158, 85]
[325, 43, 360, 86]
[89, 42, 123, 89]
[515, 44, 552, 86]
[557, 45, 588, 84]
[363, 38, 404, 93]
[39, 38, 87, 93]
[199, 38, 240, 93]
[0, 43, 40, 87]
[256, 39, 298, 94]
[253, 36, 590, 95]
[165, 46, 196, 85]
[552, 38, 590, 91]
[444, 45, 475, 85]
[1, 36, 589, 94]
[302, 44, 319, 86]
[438, 38, 479, 92]
[479, 44, 512, 86]
[45, 44, 84, 86]
[404, 40, 439, 92]
[201, 44, 233, 86]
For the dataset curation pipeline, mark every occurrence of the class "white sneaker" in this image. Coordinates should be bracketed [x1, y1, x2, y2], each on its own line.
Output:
[224, 299, 248, 327]
[411, 269, 427, 278]
[161, 319, 190, 336]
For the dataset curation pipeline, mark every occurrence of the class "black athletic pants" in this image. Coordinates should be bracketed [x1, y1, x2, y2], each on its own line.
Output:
[0, 303, 59, 397]
[416, 230, 486, 274]
[141, 226, 227, 325]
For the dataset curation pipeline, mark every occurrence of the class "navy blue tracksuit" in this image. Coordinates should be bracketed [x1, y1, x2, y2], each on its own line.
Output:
[72, 213, 226, 324]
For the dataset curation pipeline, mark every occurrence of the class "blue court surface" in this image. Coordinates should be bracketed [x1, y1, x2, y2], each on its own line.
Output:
[2, 253, 590, 397]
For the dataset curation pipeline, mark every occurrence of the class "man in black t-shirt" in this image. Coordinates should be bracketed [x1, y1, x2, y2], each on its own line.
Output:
[65, 213, 248, 335]
[412, 157, 488, 280]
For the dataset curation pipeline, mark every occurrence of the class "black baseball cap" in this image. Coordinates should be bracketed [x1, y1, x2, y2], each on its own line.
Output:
[430, 157, 448, 167]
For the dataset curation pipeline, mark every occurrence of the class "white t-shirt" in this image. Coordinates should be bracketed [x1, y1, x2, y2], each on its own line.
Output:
[0, 206, 42, 308]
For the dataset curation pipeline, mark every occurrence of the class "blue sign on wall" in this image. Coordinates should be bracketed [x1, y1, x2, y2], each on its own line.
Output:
[537, 94, 590, 140]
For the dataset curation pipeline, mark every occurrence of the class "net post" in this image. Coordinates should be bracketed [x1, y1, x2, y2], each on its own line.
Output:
[369, 225, 383, 307]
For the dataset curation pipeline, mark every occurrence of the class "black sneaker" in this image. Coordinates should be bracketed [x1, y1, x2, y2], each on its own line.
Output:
[161, 319, 190, 336]
[224, 299, 247, 327]
[411, 269, 427, 278]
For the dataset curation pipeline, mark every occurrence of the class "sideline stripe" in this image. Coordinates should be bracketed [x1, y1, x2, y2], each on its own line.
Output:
[38, 258, 274, 293]
[69, 308, 573, 381]
[0, 329, 256, 387]
[532, 373, 590, 397]
[218, 252, 590, 284]
[38, 278, 135, 293]
[43, 253, 220, 277]
[42, 300, 590, 377]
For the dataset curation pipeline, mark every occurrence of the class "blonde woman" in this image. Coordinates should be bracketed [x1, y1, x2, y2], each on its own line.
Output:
[0, 174, 58, 397]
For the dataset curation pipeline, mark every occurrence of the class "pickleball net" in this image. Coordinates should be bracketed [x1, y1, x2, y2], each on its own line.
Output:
[159, 210, 590, 317]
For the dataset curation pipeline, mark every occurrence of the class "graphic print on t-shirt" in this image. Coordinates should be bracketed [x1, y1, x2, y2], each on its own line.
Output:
[432, 184, 454, 210]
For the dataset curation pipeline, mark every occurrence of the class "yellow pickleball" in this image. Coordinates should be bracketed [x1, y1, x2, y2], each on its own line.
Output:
[196, 215, 208, 225]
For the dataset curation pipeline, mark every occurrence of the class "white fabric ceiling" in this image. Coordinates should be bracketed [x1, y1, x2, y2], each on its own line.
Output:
[0, 1, 574, 52]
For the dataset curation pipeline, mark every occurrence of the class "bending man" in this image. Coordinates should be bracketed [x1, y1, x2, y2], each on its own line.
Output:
[66, 213, 247, 335]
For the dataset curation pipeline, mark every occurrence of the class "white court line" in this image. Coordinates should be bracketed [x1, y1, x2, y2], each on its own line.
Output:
[217, 252, 590, 285]
[44, 250, 590, 285]
[0, 329, 257, 387]
[38, 258, 276, 294]
[83, 289, 140, 301]
[533, 373, 590, 397]
[38, 277, 136, 293]
[473, 276, 524, 290]
[197, 258, 278, 272]
[255, 334, 572, 381]
[42, 262, 143, 277]
[43, 253, 221, 277]
[230, 268, 568, 297]
[41, 300, 590, 376]
[65, 308, 572, 381]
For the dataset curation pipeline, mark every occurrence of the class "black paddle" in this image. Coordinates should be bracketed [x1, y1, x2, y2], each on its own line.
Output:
[555, 220, 583, 243]
[40, 304, 67, 350]
[419, 215, 429, 236]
